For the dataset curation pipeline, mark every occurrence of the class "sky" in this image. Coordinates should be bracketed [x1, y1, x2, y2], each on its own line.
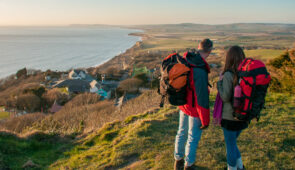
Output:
[0, 0, 295, 26]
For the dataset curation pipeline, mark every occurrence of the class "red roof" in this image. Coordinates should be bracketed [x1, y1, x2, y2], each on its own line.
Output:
[50, 101, 62, 113]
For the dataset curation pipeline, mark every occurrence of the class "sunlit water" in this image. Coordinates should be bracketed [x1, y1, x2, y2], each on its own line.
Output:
[0, 26, 141, 78]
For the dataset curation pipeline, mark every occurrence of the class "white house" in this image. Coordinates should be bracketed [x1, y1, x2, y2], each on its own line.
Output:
[68, 69, 87, 80]
[90, 80, 99, 93]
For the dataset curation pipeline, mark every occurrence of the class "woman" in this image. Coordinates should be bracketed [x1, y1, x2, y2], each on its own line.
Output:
[217, 46, 248, 170]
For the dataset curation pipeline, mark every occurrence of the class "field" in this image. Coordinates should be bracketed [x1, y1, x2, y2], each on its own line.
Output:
[130, 23, 295, 52]
[0, 107, 9, 120]
[244, 49, 285, 60]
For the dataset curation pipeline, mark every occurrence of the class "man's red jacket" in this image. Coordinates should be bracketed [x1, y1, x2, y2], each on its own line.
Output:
[179, 52, 211, 126]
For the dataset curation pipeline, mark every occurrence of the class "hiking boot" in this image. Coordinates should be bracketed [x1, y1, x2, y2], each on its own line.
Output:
[174, 159, 184, 170]
[184, 165, 195, 170]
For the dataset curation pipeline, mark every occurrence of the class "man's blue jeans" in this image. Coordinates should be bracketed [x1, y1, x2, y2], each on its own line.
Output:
[222, 128, 242, 167]
[174, 110, 203, 166]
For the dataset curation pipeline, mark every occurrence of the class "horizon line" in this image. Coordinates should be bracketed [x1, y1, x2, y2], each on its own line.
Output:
[1, 22, 295, 27]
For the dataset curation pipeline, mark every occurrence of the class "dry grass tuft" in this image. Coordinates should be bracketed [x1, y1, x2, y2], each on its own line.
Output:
[0, 113, 46, 133]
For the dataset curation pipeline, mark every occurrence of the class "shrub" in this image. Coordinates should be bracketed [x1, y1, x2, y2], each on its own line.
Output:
[16, 93, 41, 112]
[16, 68, 27, 79]
[105, 67, 120, 76]
[118, 78, 143, 93]
[268, 51, 290, 69]
[23, 86, 46, 98]
[268, 49, 295, 93]
[134, 73, 149, 84]
[268, 77, 282, 92]
[32, 100, 116, 134]
[43, 88, 69, 106]
[0, 74, 44, 106]
[66, 93, 100, 107]
[0, 113, 45, 133]
[5, 97, 16, 109]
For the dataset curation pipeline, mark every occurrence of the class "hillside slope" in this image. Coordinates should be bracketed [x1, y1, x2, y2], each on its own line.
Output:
[49, 93, 294, 170]
[0, 93, 294, 169]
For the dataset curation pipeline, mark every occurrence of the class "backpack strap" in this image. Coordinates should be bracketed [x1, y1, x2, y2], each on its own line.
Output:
[186, 73, 195, 108]
[245, 58, 254, 71]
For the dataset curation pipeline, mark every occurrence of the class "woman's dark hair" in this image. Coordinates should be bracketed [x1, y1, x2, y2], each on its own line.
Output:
[223, 46, 246, 85]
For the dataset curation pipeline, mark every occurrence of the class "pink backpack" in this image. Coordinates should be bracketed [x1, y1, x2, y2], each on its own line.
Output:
[213, 92, 223, 125]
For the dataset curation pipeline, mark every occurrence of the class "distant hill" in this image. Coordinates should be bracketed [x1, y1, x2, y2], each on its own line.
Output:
[128, 23, 295, 33]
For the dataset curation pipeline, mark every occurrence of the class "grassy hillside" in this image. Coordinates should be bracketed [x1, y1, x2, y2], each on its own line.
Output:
[1, 92, 291, 169]
[49, 93, 295, 170]
[0, 132, 73, 169]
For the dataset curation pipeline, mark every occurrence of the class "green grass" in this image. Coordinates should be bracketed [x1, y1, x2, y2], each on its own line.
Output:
[0, 132, 73, 169]
[48, 92, 295, 170]
[0, 107, 9, 120]
[245, 49, 285, 60]
[0, 93, 294, 169]
[140, 38, 197, 51]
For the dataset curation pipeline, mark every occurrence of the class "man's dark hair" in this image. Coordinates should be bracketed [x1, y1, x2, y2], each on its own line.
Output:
[199, 39, 213, 53]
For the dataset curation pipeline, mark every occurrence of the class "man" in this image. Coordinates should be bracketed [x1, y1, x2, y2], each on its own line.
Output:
[174, 39, 213, 170]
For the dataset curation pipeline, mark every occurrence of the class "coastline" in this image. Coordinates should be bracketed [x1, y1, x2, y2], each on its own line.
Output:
[93, 30, 144, 70]
[0, 27, 143, 79]
[95, 31, 146, 72]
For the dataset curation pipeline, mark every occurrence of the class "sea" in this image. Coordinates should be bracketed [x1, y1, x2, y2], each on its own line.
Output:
[0, 26, 141, 79]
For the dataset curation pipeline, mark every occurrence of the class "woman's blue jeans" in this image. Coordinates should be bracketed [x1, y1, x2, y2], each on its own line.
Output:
[222, 128, 242, 167]
[174, 110, 203, 166]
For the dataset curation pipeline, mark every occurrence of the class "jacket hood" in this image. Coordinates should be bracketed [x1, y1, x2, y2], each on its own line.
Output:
[184, 52, 210, 73]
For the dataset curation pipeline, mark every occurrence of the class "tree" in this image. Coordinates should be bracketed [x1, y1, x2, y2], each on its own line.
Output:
[16, 68, 27, 79]
[23, 86, 46, 98]
[16, 93, 41, 112]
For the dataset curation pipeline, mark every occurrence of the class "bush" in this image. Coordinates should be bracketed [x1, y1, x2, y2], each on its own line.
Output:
[43, 88, 69, 107]
[33, 100, 116, 134]
[105, 67, 120, 76]
[66, 93, 101, 107]
[0, 90, 161, 135]
[268, 77, 282, 92]
[5, 97, 16, 109]
[16, 93, 41, 112]
[16, 68, 27, 79]
[118, 78, 143, 93]
[268, 51, 291, 69]
[0, 74, 44, 106]
[23, 86, 46, 98]
[268, 49, 295, 93]
[134, 73, 149, 84]
[0, 113, 45, 133]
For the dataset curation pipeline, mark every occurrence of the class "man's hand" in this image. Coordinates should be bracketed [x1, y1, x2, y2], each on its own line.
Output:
[200, 125, 209, 130]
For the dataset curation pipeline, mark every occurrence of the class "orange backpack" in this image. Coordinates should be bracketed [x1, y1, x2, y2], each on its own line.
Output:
[159, 53, 190, 107]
